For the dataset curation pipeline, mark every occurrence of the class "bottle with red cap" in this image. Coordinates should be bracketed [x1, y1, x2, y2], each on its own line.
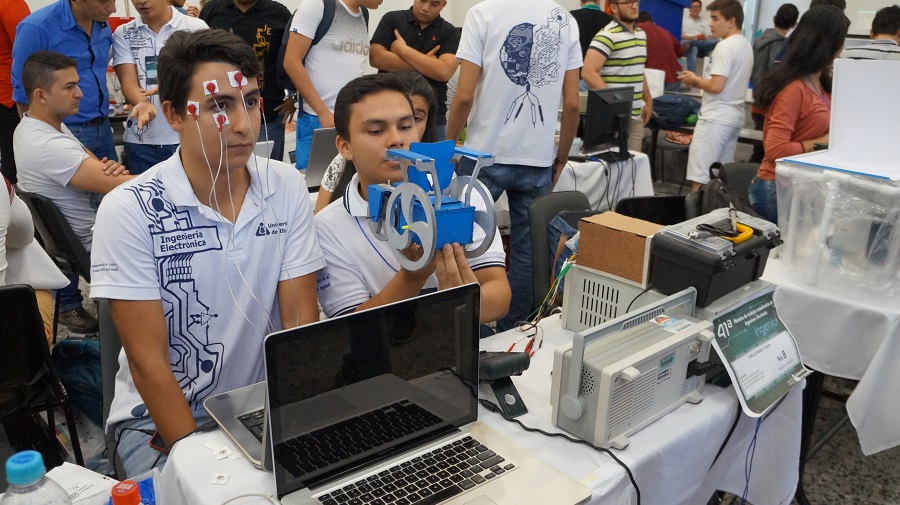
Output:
[110, 480, 141, 505]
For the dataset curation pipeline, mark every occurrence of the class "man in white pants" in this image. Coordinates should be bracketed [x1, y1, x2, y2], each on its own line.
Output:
[677, 0, 752, 191]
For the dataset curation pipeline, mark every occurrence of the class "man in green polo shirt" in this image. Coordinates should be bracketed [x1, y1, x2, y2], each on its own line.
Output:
[581, 0, 652, 152]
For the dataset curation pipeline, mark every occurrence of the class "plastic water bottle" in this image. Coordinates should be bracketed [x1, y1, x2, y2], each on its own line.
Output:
[0, 451, 72, 505]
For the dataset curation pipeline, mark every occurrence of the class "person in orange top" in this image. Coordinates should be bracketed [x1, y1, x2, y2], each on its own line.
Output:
[0, 0, 31, 184]
[749, 5, 848, 224]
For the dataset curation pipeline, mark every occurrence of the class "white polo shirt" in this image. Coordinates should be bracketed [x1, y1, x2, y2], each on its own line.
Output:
[315, 173, 506, 318]
[112, 8, 208, 145]
[90, 151, 326, 428]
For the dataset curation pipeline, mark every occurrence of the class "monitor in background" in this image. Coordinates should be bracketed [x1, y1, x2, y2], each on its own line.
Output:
[583, 86, 634, 163]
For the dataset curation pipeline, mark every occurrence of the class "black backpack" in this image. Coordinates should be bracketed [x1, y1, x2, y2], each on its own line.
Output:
[275, 0, 370, 94]
[698, 163, 761, 217]
[652, 94, 700, 129]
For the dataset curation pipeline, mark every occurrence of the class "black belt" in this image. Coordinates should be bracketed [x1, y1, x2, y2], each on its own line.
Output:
[78, 117, 107, 126]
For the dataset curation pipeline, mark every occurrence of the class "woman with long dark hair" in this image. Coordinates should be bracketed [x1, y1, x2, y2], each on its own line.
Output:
[314, 72, 439, 212]
[748, 5, 849, 223]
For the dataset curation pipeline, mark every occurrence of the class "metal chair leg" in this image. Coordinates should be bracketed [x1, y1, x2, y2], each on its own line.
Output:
[62, 404, 85, 466]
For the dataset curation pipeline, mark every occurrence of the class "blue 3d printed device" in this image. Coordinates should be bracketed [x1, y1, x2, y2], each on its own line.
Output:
[367, 141, 497, 271]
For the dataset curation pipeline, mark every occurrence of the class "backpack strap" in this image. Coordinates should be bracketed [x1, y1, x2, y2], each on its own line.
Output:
[312, 0, 337, 46]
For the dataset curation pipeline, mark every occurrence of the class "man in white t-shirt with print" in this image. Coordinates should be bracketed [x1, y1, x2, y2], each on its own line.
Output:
[283, 0, 382, 170]
[677, 0, 751, 191]
[90, 30, 324, 476]
[14, 51, 134, 334]
[316, 73, 510, 324]
[113, 0, 207, 174]
[446, 0, 581, 331]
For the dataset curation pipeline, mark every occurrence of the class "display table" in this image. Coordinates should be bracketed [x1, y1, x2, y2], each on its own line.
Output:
[554, 151, 654, 211]
[159, 315, 801, 505]
[763, 258, 900, 455]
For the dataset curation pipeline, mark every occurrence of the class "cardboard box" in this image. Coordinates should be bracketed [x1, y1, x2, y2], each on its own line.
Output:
[578, 212, 663, 288]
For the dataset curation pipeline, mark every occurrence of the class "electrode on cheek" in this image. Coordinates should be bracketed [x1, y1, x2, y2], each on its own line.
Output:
[213, 111, 229, 131]
[227, 70, 247, 89]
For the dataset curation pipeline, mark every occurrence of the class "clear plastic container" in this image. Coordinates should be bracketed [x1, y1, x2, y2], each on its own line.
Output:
[1, 451, 72, 505]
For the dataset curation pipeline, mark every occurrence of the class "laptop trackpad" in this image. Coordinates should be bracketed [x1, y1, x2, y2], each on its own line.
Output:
[464, 497, 497, 505]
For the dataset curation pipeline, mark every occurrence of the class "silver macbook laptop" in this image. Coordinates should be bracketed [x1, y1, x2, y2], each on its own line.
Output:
[254, 140, 275, 159]
[207, 285, 590, 505]
[304, 127, 338, 191]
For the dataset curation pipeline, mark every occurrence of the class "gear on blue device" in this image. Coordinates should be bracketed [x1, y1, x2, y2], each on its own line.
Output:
[367, 140, 497, 271]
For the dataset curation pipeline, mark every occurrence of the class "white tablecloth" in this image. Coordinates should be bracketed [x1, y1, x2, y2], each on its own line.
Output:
[763, 257, 900, 455]
[160, 315, 800, 505]
[554, 152, 654, 211]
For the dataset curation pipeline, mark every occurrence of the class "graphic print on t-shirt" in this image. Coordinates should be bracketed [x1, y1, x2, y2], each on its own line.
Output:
[500, 7, 569, 127]
[122, 23, 155, 141]
[124, 180, 225, 416]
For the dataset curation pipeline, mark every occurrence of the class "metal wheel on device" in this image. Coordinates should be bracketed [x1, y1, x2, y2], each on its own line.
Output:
[385, 183, 438, 271]
[446, 176, 497, 258]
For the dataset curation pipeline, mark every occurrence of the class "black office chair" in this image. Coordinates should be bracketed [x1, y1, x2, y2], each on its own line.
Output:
[0, 284, 84, 467]
[98, 299, 126, 478]
[720, 162, 759, 207]
[528, 191, 591, 314]
[614, 195, 688, 225]
[16, 190, 93, 341]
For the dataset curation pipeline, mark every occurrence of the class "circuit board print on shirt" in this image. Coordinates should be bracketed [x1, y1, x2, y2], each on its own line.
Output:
[121, 23, 154, 141]
[500, 7, 569, 127]
[125, 180, 225, 416]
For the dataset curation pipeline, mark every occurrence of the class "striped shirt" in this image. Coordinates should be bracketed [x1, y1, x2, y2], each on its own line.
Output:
[590, 20, 647, 117]
[841, 39, 900, 61]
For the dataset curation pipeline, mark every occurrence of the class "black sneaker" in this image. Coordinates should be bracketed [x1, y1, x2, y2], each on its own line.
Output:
[59, 307, 99, 334]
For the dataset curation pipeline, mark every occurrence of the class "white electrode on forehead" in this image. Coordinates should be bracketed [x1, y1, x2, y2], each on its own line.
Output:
[203, 80, 220, 96]
[227, 70, 247, 89]
[187, 101, 200, 119]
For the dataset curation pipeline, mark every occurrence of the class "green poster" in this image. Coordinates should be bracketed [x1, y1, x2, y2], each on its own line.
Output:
[712, 288, 809, 417]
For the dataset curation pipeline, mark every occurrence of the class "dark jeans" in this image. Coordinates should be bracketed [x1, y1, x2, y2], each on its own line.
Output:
[457, 157, 552, 331]
[0, 103, 21, 183]
[66, 117, 118, 162]
[750, 112, 765, 163]
[58, 272, 84, 313]
[259, 118, 286, 163]
[124, 143, 178, 174]
[748, 176, 778, 224]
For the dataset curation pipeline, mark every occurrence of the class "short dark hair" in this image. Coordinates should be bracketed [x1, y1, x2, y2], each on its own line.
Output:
[774, 3, 800, 29]
[872, 5, 900, 36]
[22, 51, 77, 98]
[393, 71, 438, 143]
[157, 29, 261, 114]
[637, 11, 653, 22]
[707, 0, 743, 29]
[334, 73, 413, 141]
[691, 0, 702, 6]
[809, 0, 846, 11]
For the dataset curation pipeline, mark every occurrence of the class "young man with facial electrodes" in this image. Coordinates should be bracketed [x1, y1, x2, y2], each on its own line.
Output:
[90, 29, 325, 476]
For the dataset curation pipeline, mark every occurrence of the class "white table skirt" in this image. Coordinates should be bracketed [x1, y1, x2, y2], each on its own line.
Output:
[763, 257, 900, 455]
[160, 315, 800, 505]
[554, 151, 655, 211]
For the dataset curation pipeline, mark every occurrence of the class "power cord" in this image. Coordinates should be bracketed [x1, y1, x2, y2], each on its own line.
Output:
[220, 493, 280, 505]
[112, 426, 156, 471]
[478, 397, 642, 505]
[151, 419, 219, 469]
[741, 417, 762, 505]
[625, 287, 652, 312]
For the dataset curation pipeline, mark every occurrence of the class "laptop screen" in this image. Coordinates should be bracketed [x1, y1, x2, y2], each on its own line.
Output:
[264, 284, 481, 498]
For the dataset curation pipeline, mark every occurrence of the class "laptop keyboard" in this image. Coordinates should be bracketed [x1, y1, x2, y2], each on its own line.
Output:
[276, 400, 443, 479]
[238, 408, 266, 442]
[316, 436, 514, 505]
